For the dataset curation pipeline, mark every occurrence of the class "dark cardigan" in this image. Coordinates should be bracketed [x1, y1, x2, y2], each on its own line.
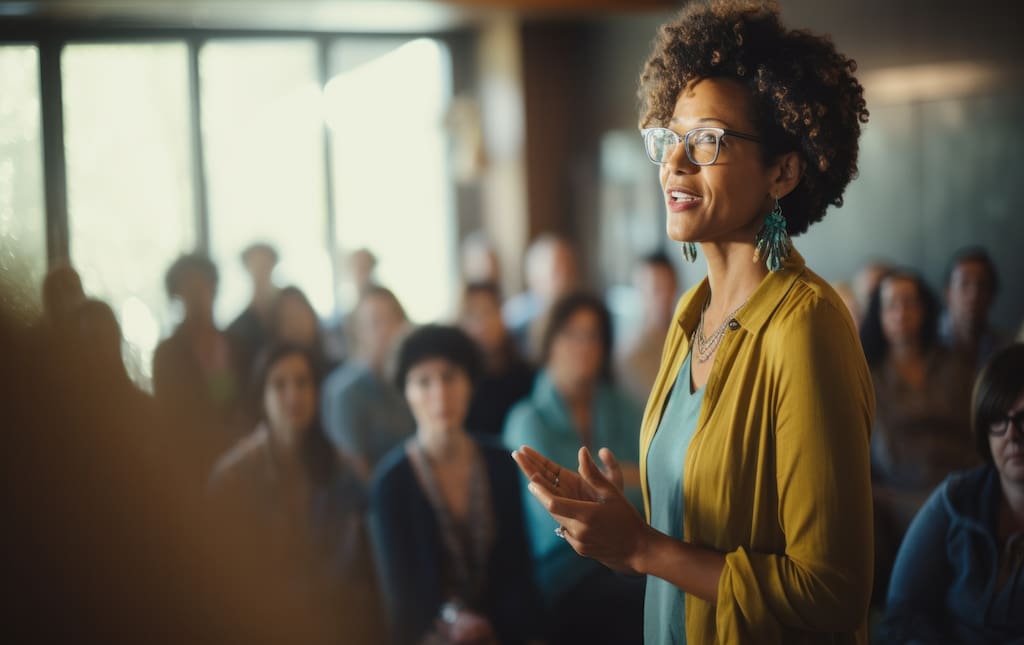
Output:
[368, 436, 546, 645]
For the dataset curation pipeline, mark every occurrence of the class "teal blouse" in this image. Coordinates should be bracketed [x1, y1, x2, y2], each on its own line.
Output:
[644, 351, 705, 645]
[503, 370, 644, 605]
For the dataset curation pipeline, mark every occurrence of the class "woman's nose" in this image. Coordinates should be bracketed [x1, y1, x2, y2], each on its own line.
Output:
[662, 143, 697, 175]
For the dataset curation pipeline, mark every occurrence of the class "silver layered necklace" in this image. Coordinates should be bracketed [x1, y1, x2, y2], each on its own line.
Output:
[691, 296, 747, 364]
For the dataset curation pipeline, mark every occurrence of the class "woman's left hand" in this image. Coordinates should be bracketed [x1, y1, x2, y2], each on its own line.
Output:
[522, 446, 652, 575]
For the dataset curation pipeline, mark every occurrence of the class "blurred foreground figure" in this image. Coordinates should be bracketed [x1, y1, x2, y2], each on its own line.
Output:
[1, 286, 376, 643]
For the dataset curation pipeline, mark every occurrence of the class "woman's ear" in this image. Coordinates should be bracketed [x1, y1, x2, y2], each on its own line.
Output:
[770, 151, 805, 199]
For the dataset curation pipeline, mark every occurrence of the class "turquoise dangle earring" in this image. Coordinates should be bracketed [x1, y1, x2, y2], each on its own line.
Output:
[681, 241, 698, 263]
[754, 197, 792, 272]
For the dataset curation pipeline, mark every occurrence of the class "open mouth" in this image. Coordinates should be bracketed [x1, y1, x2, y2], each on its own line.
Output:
[668, 189, 701, 204]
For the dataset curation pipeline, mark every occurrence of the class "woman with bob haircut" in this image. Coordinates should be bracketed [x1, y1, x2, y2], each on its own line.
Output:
[879, 343, 1024, 643]
[513, 1, 875, 642]
[369, 325, 545, 645]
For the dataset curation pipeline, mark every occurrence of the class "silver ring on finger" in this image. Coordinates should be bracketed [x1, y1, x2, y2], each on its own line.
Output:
[554, 526, 568, 539]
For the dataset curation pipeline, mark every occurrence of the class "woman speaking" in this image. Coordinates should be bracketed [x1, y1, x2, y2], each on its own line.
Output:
[513, 1, 874, 643]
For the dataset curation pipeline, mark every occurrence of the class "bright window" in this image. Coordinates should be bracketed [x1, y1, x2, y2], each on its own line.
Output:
[199, 39, 331, 325]
[62, 42, 196, 386]
[326, 38, 455, 322]
[0, 45, 47, 318]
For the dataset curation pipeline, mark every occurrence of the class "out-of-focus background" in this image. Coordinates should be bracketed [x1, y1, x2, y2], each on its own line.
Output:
[1, 0, 1021, 383]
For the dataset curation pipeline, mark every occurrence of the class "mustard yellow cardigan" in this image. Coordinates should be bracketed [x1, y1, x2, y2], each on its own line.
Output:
[639, 250, 874, 644]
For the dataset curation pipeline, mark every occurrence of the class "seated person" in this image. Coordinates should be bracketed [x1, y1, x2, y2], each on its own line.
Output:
[939, 247, 1011, 371]
[614, 251, 679, 407]
[225, 242, 280, 384]
[153, 254, 244, 471]
[504, 292, 644, 644]
[321, 286, 414, 482]
[458, 281, 535, 437]
[266, 286, 336, 380]
[369, 325, 545, 645]
[879, 343, 1024, 643]
[860, 269, 977, 603]
[211, 344, 379, 644]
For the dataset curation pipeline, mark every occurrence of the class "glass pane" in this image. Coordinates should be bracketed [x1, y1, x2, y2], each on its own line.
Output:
[63, 42, 196, 387]
[199, 39, 331, 325]
[0, 45, 46, 319]
[327, 38, 455, 322]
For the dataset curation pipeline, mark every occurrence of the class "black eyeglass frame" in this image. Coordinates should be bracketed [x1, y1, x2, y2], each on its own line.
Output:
[640, 126, 762, 166]
[989, 409, 1024, 437]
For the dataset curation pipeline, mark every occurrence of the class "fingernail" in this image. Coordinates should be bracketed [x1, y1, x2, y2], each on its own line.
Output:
[528, 483, 537, 494]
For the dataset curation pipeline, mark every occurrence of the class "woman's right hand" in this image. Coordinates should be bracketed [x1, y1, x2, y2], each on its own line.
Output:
[512, 445, 626, 501]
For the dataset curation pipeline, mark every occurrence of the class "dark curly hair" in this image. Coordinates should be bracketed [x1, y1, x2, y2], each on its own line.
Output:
[638, 0, 868, 235]
[394, 324, 484, 391]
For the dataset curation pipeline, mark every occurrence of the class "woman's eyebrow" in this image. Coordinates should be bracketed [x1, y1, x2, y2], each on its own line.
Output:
[668, 116, 734, 127]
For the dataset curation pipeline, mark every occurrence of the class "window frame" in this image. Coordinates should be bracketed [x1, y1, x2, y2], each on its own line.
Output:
[0, 20, 463, 317]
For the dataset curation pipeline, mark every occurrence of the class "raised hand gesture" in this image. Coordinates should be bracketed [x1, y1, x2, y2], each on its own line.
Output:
[512, 445, 650, 575]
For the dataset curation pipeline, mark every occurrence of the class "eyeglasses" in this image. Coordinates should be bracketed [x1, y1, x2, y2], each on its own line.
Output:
[640, 126, 761, 166]
[989, 409, 1024, 437]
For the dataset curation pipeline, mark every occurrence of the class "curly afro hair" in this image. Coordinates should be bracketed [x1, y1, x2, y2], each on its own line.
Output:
[638, 0, 869, 236]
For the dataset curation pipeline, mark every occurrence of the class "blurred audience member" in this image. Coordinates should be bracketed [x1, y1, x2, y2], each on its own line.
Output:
[459, 282, 535, 437]
[860, 269, 977, 603]
[853, 258, 892, 322]
[615, 251, 679, 407]
[503, 234, 579, 363]
[370, 325, 545, 645]
[940, 246, 1010, 370]
[348, 247, 378, 295]
[226, 242, 280, 383]
[324, 247, 379, 364]
[62, 298, 156, 425]
[321, 286, 414, 482]
[153, 254, 244, 471]
[41, 262, 86, 327]
[832, 280, 861, 332]
[211, 344, 379, 645]
[461, 230, 502, 285]
[267, 286, 335, 379]
[504, 292, 644, 644]
[879, 343, 1024, 644]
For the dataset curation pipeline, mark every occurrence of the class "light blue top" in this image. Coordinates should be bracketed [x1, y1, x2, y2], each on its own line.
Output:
[320, 360, 415, 473]
[503, 370, 644, 605]
[644, 351, 705, 645]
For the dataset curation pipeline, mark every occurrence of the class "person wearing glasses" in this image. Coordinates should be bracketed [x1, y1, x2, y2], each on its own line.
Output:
[512, 1, 874, 643]
[879, 343, 1024, 643]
